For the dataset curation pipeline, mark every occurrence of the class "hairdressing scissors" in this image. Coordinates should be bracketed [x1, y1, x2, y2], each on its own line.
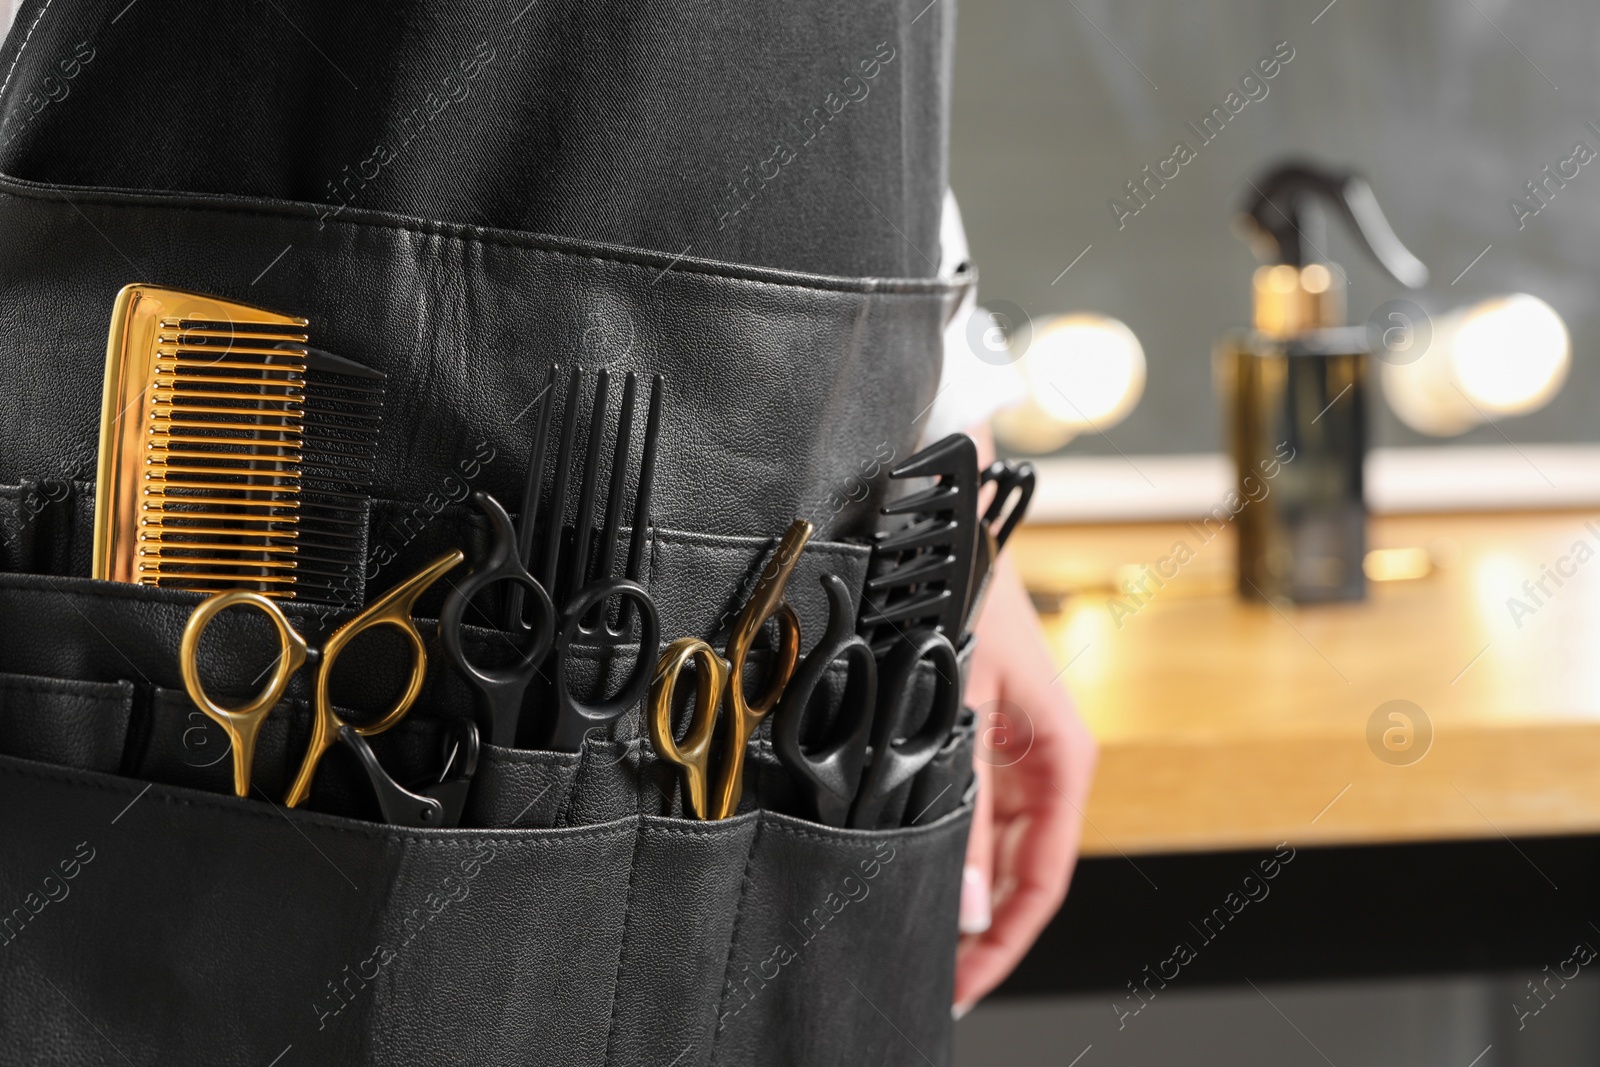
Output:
[648, 518, 812, 820]
[438, 491, 557, 747]
[536, 369, 663, 751]
[179, 550, 464, 808]
[444, 370, 662, 751]
[774, 572, 961, 828]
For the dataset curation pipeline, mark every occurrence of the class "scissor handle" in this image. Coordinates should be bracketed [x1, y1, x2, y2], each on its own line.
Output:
[981, 460, 1037, 550]
[546, 578, 662, 753]
[180, 591, 310, 798]
[711, 518, 811, 820]
[436, 715, 482, 784]
[648, 637, 730, 820]
[772, 573, 877, 827]
[849, 627, 961, 829]
[338, 725, 447, 828]
[440, 492, 557, 746]
[707, 597, 800, 821]
[285, 549, 465, 808]
[337, 717, 480, 828]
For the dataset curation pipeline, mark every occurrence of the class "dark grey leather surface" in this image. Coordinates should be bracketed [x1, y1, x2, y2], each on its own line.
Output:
[0, 0, 952, 279]
[0, 751, 968, 1065]
[0, 179, 967, 547]
[0, 180, 978, 1067]
[0, 524, 973, 1067]
[0, 571, 972, 823]
[0, 672, 131, 773]
[0, 0, 972, 1061]
[0, 492, 879, 657]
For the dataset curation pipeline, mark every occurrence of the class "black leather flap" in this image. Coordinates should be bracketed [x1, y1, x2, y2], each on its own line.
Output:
[0, 176, 968, 549]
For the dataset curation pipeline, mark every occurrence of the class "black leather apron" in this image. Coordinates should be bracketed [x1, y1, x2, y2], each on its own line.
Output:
[0, 2, 974, 1063]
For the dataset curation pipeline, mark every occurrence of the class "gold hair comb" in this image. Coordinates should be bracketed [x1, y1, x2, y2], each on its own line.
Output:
[92, 284, 383, 605]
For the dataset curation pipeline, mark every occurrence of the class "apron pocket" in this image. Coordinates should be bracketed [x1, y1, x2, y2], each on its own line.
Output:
[903, 708, 976, 829]
[0, 753, 638, 1067]
[710, 803, 972, 1067]
[0, 671, 131, 772]
[604, 814, 759, 1066]
[0, 479, 78, 576]
[465, 742, 585, 829]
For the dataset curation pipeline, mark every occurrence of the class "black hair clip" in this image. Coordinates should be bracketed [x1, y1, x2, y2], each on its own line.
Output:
[339, 718, 479, 828]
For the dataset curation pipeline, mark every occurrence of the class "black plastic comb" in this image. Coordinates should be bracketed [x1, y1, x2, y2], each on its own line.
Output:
[856, 433, 979, 655]
[292, 347, 384, 607]
[520, 366, 663, 631]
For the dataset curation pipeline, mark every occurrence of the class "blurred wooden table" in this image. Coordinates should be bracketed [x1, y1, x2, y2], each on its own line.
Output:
[1013, 510, 1600, 857]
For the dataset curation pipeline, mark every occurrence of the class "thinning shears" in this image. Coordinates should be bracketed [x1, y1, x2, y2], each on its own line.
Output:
[179, 550, 463, 810]
[648, 518, 812, 820]
[773, 572, 961, 828]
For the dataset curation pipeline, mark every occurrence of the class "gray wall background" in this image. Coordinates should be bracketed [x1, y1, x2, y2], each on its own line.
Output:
[950, 0, 1600, 457]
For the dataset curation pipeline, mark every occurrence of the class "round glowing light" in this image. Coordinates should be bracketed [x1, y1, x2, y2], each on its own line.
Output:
[993, 314, 1147, 453]
[1450, 294, 1570, 414]
[1301, 263, 1334, 294]
[1380, 293, 1571, 437]
[1028, 315, 1147, 427]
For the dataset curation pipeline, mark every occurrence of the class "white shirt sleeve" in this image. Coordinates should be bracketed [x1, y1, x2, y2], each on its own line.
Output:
[921, 190, 1028, 444]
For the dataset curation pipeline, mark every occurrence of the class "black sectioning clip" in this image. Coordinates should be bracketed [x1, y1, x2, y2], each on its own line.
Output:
[338, 718, 480, 828]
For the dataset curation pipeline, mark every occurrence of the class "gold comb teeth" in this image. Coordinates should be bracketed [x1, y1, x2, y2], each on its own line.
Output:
[93, 284, 384, 606]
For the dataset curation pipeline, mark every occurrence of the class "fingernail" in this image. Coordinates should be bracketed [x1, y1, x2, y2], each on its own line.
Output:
[959, 866, 991, 935]
[952, 1001, 973, 1021]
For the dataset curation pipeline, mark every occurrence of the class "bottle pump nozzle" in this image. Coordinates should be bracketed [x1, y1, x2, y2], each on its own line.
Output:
[1236, 161, 1428, 338]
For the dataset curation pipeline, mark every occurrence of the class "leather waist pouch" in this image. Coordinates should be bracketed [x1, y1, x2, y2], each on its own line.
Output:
[0, 570, 974, 1066]
[0, 754, 970, 1066]
[0, 121, 972, 1060]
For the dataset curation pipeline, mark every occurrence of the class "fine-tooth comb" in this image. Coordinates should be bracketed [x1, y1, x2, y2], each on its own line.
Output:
[856, 433, 979, 655]
[92, 284, 383, 606]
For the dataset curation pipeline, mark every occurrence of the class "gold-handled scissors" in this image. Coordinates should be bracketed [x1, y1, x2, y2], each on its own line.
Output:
[648, 519, 812, 819]
[179, 550, 464, 806]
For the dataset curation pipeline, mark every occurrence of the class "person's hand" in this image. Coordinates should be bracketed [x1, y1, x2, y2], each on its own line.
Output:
[953, 436, 1098, 1016]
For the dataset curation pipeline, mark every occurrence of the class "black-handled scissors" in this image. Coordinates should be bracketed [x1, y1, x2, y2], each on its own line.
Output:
[441, 486, 661, 752]
[534, 369, 663, 752]
[981, 458, 1036, 551]
[774, 572, 962, 828]
[439, 491, 557, 747]
[546, 572, 661, 751]
[339, 717, 479, 828]
[456, 369, 662, 752]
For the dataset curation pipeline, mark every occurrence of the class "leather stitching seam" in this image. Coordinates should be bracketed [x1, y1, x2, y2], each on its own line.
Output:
[0, 673, 128, 699]
[0, 180, 967, 296]
[0, 756, 637, 844]
[599, 820, 645, 1066]
[707, 812, 763, 1063]
[0, 0, 53, 111]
